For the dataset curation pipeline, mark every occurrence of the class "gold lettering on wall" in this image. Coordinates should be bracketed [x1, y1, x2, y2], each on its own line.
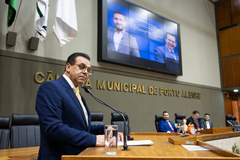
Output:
[149, 86, 157, 95]
[34, 71, 60, 84]
[123, 83, 128, 92]
[97, 80, 146, 94]
[107, 81, 113, 90]
[46, 71, 54, 81]
[159, 88, 181, 97]
[82, 78, 92, 89]
[34, 74, 201, 100]
[34, 72, 45, 84]
[97, 80, 106, 90]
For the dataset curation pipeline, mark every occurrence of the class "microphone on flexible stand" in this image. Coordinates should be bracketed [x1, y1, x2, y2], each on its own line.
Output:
[113, 112, 134, 141]
[83, 86, 129, 151]
[123, 113, 134, 140]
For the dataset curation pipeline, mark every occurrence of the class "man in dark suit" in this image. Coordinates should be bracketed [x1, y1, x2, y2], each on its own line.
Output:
[108, 10, 140, 57]
[35, 52, 123, 160]
[159, 111, 178, 133]
[201, 113, 213, 129]
[187, 110, 204, 131]
[155, 33, 180, 73]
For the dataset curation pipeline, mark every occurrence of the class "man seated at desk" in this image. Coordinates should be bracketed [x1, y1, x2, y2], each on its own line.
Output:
[201, 113, 213, 129]
[187, 110, 204, 131]
[159, 111, 178, 133]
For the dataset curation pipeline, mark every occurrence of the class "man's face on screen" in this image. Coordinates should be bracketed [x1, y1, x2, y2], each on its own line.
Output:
[166, 34, 176, 51]
[113, 13, 126, 31]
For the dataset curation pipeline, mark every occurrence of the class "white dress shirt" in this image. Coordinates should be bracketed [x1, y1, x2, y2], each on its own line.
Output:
[206, 121, 210, 129]
[114, 30, 124, 51]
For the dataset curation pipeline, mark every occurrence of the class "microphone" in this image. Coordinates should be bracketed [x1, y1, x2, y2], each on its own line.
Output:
[227, 120, 236, 131]
[124, 115, 134, 140]
[83, 86, 129, 151]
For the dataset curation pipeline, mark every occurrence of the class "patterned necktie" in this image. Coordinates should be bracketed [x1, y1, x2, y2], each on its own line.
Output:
[73, 87, 88, 126]
[195, 120, 199, 129]
[167, 121, 174, 132]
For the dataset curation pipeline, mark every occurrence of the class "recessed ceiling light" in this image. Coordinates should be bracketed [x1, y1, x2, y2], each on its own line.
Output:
[233, 89, 239, 92]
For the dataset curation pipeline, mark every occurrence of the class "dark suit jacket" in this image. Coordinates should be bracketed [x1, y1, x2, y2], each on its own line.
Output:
[35, 76, 104, 160]
[201, 120, 213, 129]
[186, 117, 203, 130]
[108, 29, 140, 57]
[155, 45, 180, 73]
[159, 119, 178, 132]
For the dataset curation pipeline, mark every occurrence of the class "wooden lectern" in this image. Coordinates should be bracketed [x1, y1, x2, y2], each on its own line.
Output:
[0, 127, 239, 160]
[62, 128, 240, 160]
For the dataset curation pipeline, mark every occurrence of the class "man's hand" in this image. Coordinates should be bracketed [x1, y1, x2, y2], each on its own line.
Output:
[96, 135, 104, 146]
[118, 132, 123, 142]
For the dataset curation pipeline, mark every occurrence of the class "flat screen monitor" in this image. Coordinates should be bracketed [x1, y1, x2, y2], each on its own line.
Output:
[98, 0, 182, 76]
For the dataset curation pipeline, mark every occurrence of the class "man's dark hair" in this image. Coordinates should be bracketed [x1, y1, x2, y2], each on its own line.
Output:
[204, 113, 210, 116]
[192, 110, 199, 115]
[114, 10, 125, 17]
[66, 52, 90, 65]
[162, 111, 168, 115]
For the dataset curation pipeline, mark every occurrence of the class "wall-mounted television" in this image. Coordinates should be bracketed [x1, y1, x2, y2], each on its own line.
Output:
[98, 0, 182, 76]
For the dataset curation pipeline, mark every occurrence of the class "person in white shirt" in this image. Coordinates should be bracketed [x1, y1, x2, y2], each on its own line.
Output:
[108, 10, 140, 57]
[202, 113, 213, 129]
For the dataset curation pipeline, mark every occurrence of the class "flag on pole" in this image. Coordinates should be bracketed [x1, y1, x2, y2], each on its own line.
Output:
[53, 0, 78, 47]
[5, 0, 18, 27]
[34, 0, 49, 41]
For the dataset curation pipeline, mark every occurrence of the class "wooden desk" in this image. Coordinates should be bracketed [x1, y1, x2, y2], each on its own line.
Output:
[1, 130, 239, 160]
[0, 146, 38, 160]
[199, 127, 233, 134]
[62, 132, 240, 160]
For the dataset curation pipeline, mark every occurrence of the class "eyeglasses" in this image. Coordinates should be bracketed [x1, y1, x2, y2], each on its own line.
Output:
[74, 63, 92, 75]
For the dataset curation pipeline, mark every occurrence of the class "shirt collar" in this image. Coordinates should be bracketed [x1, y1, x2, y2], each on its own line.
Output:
[166, 45, 174, 53]
[63, 74, 75, 89]
[115, 29, 125, 34]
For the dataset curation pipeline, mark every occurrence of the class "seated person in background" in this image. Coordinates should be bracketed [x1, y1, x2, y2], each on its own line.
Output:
[159, 111, 178, 133]
[187, 110, 204, 131]
[201, 113, 213, 129]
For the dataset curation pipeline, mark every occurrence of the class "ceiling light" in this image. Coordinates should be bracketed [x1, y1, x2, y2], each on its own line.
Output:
[233, 89, 239, 92]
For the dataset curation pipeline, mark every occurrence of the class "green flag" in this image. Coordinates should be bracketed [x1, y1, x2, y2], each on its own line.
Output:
[5, 0, 18, 27]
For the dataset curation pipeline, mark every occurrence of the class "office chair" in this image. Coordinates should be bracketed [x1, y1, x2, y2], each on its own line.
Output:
[111, 112, 129, 132]
[155, 115, 163, 132]
[175, 113, 186, 125]
[10, 114, 40, 148]
[90, 112, 104, 125]
[0, 116, 10, 149]
[111, 112, 133, 140]
[231, 116, 240, 131]
[225, 115, 233, 127]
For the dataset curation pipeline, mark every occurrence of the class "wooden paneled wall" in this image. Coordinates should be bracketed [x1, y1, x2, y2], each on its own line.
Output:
[219, 25, 240, 58]
[216, 0, 240, 89]
[224, 94, 233, 115]
[216, 0, 240, 29]
[222, 57, 240, 88]
[216, 0, 231, 29]
[217, 0, 240, 121]
[231, 0, 240, 25]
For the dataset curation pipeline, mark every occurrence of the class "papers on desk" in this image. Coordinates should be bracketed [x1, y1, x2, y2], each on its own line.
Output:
[118, 140, 154, 146]
[181, 145, 209, 151]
